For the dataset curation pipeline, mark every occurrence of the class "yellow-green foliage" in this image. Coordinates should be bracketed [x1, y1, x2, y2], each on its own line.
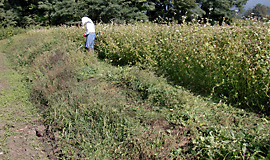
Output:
[0, 26, 26, 40]
[96, 21, 270, 114]
[2, 24, 270, 159]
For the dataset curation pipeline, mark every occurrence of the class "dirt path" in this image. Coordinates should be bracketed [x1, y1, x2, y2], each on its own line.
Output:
[0, 50, 48, 159]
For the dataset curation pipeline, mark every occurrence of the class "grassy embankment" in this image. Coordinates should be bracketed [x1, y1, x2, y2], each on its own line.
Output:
[1, 21, 270, 159]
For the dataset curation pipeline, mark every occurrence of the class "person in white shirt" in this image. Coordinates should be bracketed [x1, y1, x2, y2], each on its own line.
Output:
[81, 17, 95, 52]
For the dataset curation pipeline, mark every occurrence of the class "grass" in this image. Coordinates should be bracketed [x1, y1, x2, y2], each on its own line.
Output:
[1, 23, 270, 159]
[0, 48, 46, 159]
[0, 26, 26, 40]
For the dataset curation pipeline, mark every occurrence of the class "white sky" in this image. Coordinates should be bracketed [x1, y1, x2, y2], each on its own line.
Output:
[245, 0, 270, 9]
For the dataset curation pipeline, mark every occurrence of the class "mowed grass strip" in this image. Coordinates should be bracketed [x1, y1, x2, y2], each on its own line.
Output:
[0, 45, 47, 159]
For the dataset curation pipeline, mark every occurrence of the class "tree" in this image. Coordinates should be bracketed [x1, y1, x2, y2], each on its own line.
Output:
[0, 0, 41, 26]
[244, 3, 270, 19]
[51, 0, 77, 25]
[128, 0, 153, 22]
[38, 0, 57, 26]
[37, 0, 151, 25]
[0, 0, 19, 26]
[0, 0, 17, 26]
[146, 0, 203, 23]
[75, 0, 104, 22]
[172, 0, 202, 23]
[9, 0, 40, 26]
[147, 0, 173, 21]
[198, 0, 248, 25]
[0, 0, 250, 26]
[98, 0, 150, 23]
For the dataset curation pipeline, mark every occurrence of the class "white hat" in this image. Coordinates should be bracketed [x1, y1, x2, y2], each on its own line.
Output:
[82, 17, 92, 26]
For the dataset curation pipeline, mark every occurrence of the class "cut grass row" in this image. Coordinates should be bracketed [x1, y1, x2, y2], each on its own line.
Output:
[1, 25, 270, 159]
[0, 48, 47, 159]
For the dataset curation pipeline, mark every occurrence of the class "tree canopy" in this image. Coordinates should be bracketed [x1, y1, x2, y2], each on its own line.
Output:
[0, 0, 250, 27]
[244, 3, 270, 19]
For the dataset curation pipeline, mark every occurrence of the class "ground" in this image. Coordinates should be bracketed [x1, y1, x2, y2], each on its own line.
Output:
[0, 50, 49, 159]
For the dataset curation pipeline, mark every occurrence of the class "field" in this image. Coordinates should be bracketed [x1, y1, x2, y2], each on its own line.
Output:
[0, 20, 270, 159]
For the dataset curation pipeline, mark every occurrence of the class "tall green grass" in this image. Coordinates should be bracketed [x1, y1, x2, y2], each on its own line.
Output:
[96, 20, 270, 114]
[0, 26, 26, 40]
[1, 24, 270, 159]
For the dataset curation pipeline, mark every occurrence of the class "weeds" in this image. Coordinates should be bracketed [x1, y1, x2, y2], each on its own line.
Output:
[0, 26, 26, 40]
[2, 24, 270, 159]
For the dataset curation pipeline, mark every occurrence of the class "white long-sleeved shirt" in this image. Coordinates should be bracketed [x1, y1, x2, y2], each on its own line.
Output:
[85, 21, 95, 34]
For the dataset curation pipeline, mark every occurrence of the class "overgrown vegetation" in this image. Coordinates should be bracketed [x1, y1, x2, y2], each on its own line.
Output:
[0, 26, 26, 40]
[1, 22, 270, 159]
[96, 20, 270, 115]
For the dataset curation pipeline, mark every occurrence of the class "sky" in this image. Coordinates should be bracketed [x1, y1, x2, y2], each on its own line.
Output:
[244, 0, 270, 10]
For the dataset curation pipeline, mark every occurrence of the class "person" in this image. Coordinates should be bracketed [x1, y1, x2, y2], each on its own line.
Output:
[81, 17, 95, 52]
